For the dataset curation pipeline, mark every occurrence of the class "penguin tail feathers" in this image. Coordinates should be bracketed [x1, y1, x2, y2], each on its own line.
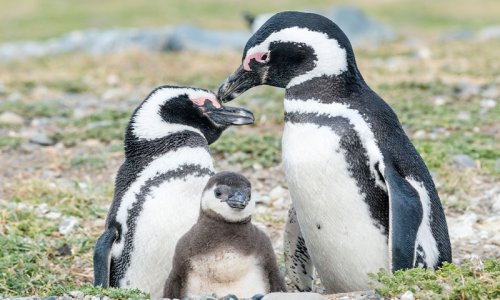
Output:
[93, 228, 118, 287]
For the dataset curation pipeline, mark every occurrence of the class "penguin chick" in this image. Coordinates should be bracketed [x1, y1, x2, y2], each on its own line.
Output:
[93, 86, 254, 299]
[164, 172, 287, 299]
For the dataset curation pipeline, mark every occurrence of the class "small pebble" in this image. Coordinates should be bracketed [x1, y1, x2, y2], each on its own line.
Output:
[69, 291, 85, 299]
[57, 244, 72, 256]
[59, 217, 79, 235]
[480, 98, 496, 108]
[30, 133, 55, 146]
[401, 291, 414, 300]
[0, 111, 24, 125]
[450, 154, 476, 169]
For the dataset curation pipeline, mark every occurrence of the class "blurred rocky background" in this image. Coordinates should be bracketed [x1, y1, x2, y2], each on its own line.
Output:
[0, 0, 498, 299]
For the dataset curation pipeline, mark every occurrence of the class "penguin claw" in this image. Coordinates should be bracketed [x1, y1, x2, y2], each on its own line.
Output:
[251, 294, 264, 300]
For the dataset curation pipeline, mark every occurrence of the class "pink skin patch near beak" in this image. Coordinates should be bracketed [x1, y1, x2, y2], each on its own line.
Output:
[243, 51, 269, 71]
[192, 97, 221, 108]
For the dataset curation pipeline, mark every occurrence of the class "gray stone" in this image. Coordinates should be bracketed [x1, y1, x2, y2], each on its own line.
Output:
[269, 186, 287, 201]
[45, 211, 62, 219]
[440, 28, 475, 41]
[400, 291, 414, 300]
[479, 25, 500, 40]
[69, 291, 85, 299]
[59, 217, 79, 235]
[248, 13, 276, 33]
[448, 213, 478, 239]
[481, 84, 498, 98]
[0, 24, 253, 61]
[412, 47, 432, 59]
[480, 98, 496, 108]
[30, 133, 55, 146]
[325, 5, 396, 47]
[451, 154, 476, 169]
[262, 293, 326, 300]
[0, 111, 24, 125]
[457, 80, 480, 98]
[247, 5, 395, 47]
[164, 25, 250, 52]
[456, 111, 471, 121]
[0, 27, 172, 61]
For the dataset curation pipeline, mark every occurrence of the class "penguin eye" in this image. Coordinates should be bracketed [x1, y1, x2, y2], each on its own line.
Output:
[214, 188, 222, 198]
[257, 52, 270, 63]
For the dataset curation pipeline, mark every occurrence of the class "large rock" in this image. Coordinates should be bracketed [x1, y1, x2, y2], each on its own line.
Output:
[450, 154, 476, 169]
[0, 111, 24, 125]
[165, 25, 251, 52]
[0, 25, 250, 61]
[0, 27, 172, 61]
[324, 5, 396, 46]
[247, 6, 396, 47]
[479, 25, 500, 40]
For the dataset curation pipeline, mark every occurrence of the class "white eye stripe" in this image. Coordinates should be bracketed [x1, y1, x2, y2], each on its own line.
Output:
[245, 26, 348, 87]
[133, 87, 215, 140]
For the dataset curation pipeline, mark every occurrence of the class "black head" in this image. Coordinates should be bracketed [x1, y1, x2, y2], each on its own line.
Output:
[218, 11, 361, 101]
[201, 172, 254, 222]
[131, 86, 254, 144]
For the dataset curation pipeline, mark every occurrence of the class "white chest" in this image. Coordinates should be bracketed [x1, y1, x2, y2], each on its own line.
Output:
[186, 249, 268, 298]
[282, 122, 389, 292]
[120, 174, 209, 299]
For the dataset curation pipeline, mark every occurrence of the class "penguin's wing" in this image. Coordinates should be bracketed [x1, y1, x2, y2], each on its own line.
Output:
[284, 205, 314, 291]
[384, 165, 423, 271]
[93, 228, 118, 287]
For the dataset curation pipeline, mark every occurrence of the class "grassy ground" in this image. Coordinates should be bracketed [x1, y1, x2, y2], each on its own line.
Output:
[1, 0, 500, 42]
[0, 1, 499, 299]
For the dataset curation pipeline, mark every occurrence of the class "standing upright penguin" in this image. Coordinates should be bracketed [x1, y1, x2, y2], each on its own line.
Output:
[218, 12, 451, 292]
[93, 86, 254, 299]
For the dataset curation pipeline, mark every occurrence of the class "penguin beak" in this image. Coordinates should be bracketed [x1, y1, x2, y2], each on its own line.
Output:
[226, 190, 250, 209]
[217, 65, 262, 102]
[203, 104, 255, 126]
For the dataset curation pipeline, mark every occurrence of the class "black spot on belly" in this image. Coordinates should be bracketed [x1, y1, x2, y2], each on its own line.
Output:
[316, 223, 321, 230]
[285, 112, 390, 236]
[415, 244, 427, 268]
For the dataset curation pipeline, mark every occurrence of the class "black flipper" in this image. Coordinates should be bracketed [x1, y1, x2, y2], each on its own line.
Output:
[384, 164, 423, 271]
[93, 228, 117, 287]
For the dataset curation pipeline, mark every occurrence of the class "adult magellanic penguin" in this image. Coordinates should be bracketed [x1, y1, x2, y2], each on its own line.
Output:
[93, 86, 254, 299]
[217, 11, 451, 293]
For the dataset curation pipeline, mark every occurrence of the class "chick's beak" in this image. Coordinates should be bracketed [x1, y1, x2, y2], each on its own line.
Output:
[226, 190, 250, 209]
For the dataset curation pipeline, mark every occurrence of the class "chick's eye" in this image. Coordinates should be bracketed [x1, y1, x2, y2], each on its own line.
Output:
[214, 189, 222, 198]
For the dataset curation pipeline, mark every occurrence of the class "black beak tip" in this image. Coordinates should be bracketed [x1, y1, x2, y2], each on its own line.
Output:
[217, 83, 234, 103]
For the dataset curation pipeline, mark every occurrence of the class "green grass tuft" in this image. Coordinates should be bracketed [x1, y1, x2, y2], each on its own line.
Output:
[77, 284, 150, 300]
[370, 259, 500, 299]
[210, 132, 282, 168]
[0, 136, 22, 149]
